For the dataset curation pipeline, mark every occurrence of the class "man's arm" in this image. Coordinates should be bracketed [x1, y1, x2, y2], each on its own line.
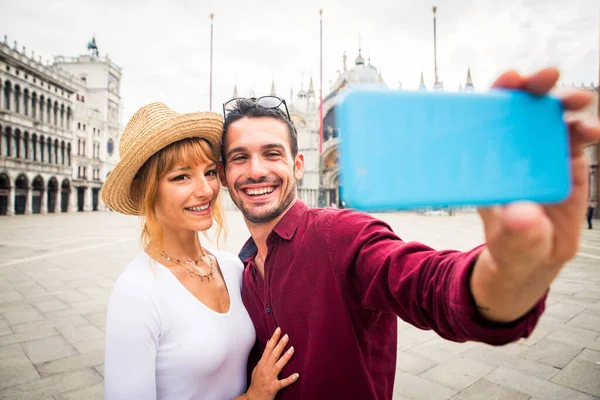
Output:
[326, 210, 544, 345]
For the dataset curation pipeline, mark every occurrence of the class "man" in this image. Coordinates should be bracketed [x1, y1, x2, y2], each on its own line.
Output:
[587, 200, 595, 229]
[218, 68, 600, 399]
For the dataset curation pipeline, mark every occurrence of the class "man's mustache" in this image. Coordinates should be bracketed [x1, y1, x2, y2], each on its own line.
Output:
[235, 177, 282, 189]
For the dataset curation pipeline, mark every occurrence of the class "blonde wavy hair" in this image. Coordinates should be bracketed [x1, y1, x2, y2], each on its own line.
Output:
[131, 137, 226, 259]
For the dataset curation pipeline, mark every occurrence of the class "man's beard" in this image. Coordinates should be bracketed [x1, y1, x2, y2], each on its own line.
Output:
[232, 176, 297, 225]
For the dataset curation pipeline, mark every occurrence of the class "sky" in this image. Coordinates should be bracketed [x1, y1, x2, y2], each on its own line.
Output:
[1, 0, 598, 124]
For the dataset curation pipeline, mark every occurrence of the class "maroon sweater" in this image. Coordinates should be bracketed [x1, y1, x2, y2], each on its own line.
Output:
[240, 201, 544, 399]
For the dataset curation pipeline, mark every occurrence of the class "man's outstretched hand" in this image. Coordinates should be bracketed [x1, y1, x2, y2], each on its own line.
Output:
[471, 68, 600, 323]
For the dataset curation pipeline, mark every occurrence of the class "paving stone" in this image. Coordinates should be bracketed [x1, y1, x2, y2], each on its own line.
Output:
[393, 371, 457, 400]
[486, 366, 597, 400]
[0, 368, 102, 399]
[21, 335, 79, 364]
[462, 345, 561, 381]
[0, 328, 58, 347]
[32, 299, 68, 314]
[36, 350, 104, 377]
[397, 327, 437, 350]
[0, 291, 24, 303]
[11, 315, 89, 334]
[406, 337, 476, 364]
[0, 320, 11, 337]
[0, 350, 41, 390]
[551, 349, 600, 397]
[71, 338, 104, 354]
[57, 324, 104, 344]
[2, 305, 43, 326]
[547, 327, 600, 352]
[392, 394, 412, 400]
[0, 343, 25, 359]
[37, 280, 67, 292]
[395, 351, 438, 375]
[55, 383, 103, 400]
[420, 356, 496, 390]
[54, 291, 91, 304]
[520, 337, 583, 369]
[518, 321, 558, 347]
[16, 285, 50, 300]
[544, 302, 586, 323]
[449, 379, 530, 400]
[82, 312, 106, 330]
[567, 312, 600, 332]
[93, 364, 103, 377]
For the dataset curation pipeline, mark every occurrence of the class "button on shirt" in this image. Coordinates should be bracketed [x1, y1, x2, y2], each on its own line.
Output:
[239, 201, 545, 400]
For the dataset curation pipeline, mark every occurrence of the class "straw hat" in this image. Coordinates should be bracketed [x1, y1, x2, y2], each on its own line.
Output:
[101, 102, 224, 215]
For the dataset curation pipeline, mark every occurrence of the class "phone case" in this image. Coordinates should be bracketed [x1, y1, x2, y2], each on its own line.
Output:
[336, 88, 571, 211]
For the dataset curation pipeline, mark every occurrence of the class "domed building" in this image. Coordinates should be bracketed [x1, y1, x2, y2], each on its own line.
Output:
[318, 49, 388, 206]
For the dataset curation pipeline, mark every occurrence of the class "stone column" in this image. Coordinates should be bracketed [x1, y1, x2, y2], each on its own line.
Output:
[69, 186, 77, 213]
[6, 185, 14, 216]
[25, 186, 32, 214]
[84, 186, 92, 211]
[41, 189, 47, 214]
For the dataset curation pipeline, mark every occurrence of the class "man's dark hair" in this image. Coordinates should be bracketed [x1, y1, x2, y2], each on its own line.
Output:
[222, 99, 298, 164]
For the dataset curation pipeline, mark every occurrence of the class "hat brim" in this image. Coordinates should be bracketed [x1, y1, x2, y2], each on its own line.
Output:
[101, 112, 223, 215]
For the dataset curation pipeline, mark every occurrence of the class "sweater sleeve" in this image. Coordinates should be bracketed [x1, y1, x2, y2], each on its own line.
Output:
[104, 275, 160, 400]
[327, 210, 545, 345]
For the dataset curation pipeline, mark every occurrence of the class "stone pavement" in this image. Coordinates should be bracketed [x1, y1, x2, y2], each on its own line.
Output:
[0, 210, 598, 399]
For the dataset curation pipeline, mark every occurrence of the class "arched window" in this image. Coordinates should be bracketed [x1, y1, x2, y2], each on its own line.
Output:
[46, 99, 52, 123]
[14, 129, 21, 158]
[47, 137, 52, 164]
[39, 95, 45, 121]
[66, 107, 71, 129]
[5, 128, 12, 157]
[39, 135, 45, 162]
[23, 89, 29, 116]
[61, 141, 65, 164]
[31, 92, 37, 119]
[67, 143, 71, 166]
[32, 134, 38, 161]
[60, 104, 65, 128]
[54, 139, 59, 164]
[14, 85, 21, 113]
[3, 80, 10, 110]
[23, 132, 29, 160]
[53, 101, 58, 126]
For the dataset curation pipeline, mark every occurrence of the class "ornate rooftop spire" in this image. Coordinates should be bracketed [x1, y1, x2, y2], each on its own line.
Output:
[418, 72, 427, 91]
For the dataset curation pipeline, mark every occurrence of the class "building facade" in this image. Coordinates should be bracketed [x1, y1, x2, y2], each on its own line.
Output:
[0, 36, 122, 215]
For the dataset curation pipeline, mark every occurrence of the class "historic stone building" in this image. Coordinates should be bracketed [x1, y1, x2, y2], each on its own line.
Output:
[0, 36, 122, 215]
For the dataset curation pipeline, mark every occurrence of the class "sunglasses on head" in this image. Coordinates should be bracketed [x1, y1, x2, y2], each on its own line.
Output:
[222, 96, 291, 120]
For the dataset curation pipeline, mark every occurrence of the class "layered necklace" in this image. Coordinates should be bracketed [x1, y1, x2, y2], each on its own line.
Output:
[159, 247, 216, 283]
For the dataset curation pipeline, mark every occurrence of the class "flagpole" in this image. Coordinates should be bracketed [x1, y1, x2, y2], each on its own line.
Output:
[210, 13, 214, 111]
[433, 6, 439, 87]
[319, 9, 324, 155]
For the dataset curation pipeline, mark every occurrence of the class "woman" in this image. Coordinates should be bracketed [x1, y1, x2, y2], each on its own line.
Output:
[102, 103, 297, 400]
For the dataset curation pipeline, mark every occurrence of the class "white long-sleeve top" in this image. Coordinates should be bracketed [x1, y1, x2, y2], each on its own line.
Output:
[104, 250, 256, 400]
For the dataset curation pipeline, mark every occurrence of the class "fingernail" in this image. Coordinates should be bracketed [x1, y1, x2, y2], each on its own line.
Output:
[275, 327, 281, 335]
[287, 346, 294, 354]
[293, 373, 299, 380]
[283, 334, 289, 341]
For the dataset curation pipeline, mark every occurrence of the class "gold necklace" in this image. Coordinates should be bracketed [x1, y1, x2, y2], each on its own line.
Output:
[159, 248, 216, 283]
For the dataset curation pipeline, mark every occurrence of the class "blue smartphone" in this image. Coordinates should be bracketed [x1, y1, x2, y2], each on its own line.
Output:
[335, 88, 571, 211]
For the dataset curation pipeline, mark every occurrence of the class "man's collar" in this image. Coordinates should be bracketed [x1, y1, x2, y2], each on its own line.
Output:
[238, 200, 308, 262]
[271, 199, 308, 241]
